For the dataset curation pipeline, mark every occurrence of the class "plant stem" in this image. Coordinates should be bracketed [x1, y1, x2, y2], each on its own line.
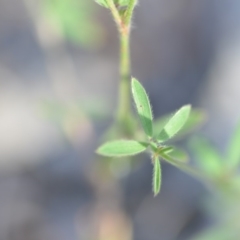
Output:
[106, 0, 122, 28]
[124, 0, 137, 26]
[117, 30, 131, 131]
[106, 0, 137, 135]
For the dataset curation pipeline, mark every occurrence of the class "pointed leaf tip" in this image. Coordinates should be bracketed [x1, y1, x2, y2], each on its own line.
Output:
[157, 105, 191, 142]
[96, 140, 148, 157]
[154, 109, 206, 140]
[131, 78, 153, 137]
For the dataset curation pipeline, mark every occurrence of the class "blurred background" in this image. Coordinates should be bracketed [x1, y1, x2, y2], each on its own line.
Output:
[0, 0, 240, 239]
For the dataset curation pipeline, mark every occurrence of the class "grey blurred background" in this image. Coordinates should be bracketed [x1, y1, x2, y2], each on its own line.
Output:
[0, 0, 240, 239]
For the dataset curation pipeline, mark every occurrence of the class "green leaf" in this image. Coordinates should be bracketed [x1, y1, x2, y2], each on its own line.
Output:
[178, 109, 206, 137]
[152, 157, 161, 196]
[95, 0, 109, 8]
[153, 115, 171, 137]
[96, 140, 148, 157]
[190, 137, 223, 177]
[159, 148, 188, 163]
[154, 109, 206, 139]
[160, 152, 203, 180]
[158, 146, 174, 154]
[166, 148, 189, 163]
[227, 121, 240, 169]
[157, 105, 191, 142]
[131, 78, 153, 137]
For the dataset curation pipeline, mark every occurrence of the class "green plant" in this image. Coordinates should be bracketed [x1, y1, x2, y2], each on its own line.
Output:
[93, 0, 206, 196]
[42, 0, 102, 47]
[95, 0, 138, 136]
[191, 121, 240, 192]
[189, 121, 240, 240]
[40, 0, 240, 238]
[97, 78, 193, 196]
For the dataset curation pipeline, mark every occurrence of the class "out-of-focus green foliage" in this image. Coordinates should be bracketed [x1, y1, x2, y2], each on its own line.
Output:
[191, 120, 240, 188]
[192, 225, 239, 240]
[227, 121, 240, 169]
[190, 121, 240, 240]
[40, 98, 110, 144]
[42, 0, 102, 47]
[41, 99, 109, 123]
[190, 137, 224, 178]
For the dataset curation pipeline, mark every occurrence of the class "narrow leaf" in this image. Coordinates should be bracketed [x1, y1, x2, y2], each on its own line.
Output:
[160, 152, 204, 180]
[159, 146, 174, 154]
[157, 105, 191, 142]
[166, 148, 189, 163]
[152, 157, 161, 196]
[178, 109, 206, 137]
[153, 115, 171, 137]
[154, 109, 206, 139]
[132, 78, 153, 137]
[96, 140, 148, 157]
[227, 121, 240, 169]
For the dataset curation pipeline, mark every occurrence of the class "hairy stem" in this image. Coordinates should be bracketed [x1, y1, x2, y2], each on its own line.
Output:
[106, 0, 137, 135]
[106, 0, 122, 28]
[117, 30, 131, 131]
[124, 0, 137, 26]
